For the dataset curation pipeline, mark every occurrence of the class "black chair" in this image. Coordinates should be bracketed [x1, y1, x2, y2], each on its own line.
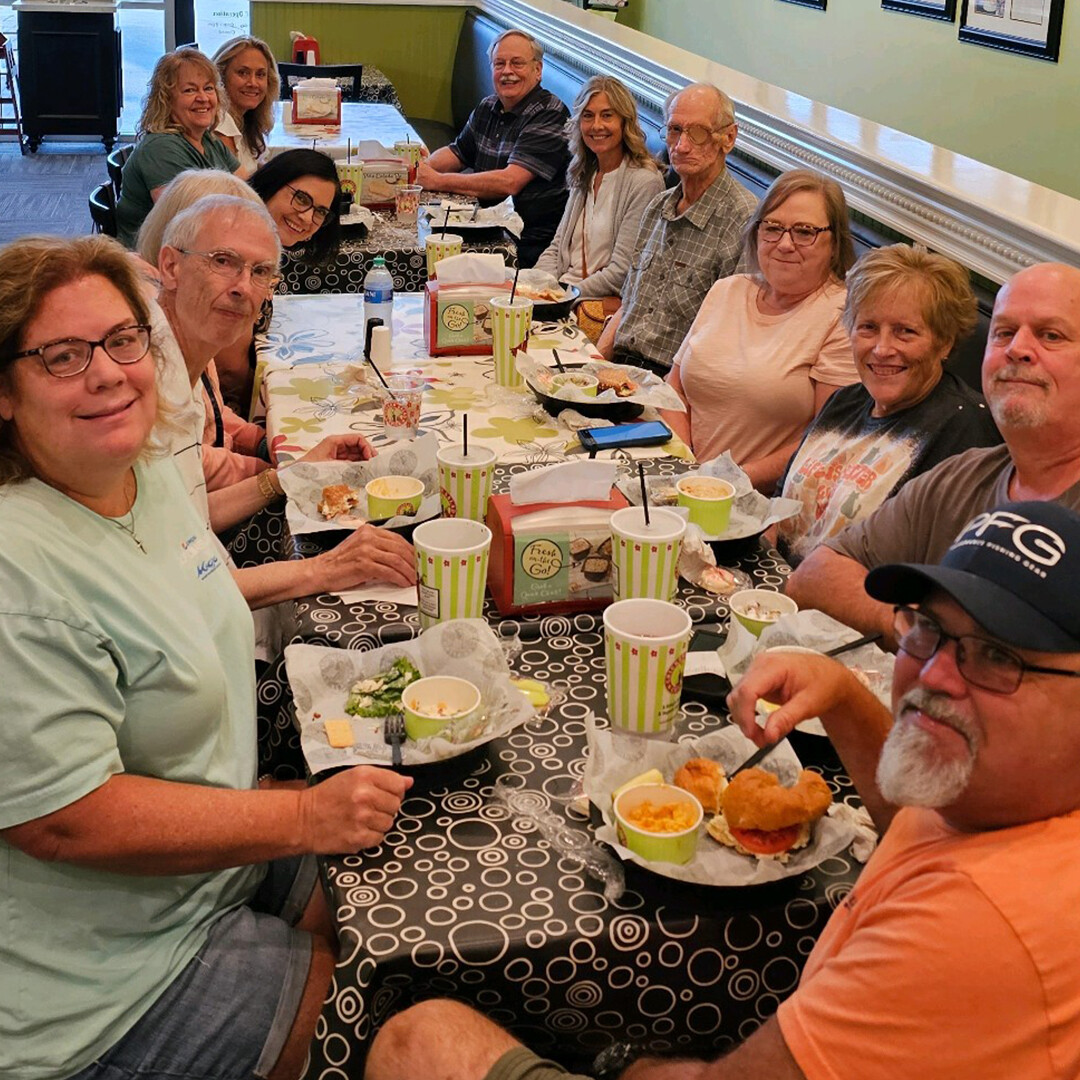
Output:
[106, 144, 133, 198]
[277, 63, 365, 103]
[89, 181, 117, 237]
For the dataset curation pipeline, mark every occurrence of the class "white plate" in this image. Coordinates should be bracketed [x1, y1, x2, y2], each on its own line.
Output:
[285, 622, 536, 772]
[586, 726, 857, 886]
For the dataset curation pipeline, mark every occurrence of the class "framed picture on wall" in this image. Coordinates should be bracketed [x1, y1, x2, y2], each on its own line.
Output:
[778, 0, 826, 10]
[882, 0, 956, 22]
[959, 0, 1063, 59]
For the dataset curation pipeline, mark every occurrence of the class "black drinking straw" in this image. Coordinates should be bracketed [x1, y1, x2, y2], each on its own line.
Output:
[363, 318, 395, 397]
[463, 413, 469, 457]
[509, 265, 521, 304]
[552, 348, 566, 373]
[638, 463, 650, 527]
[347, 138, 351, 163]
[442, 204, 451, 234]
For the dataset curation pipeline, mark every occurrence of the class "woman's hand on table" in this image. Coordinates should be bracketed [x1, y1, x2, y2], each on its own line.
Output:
[725, 650, 862, 748]
[300, 434, 376, 464]
[301, 766, 413, 853]
[318, 523, 417, 589]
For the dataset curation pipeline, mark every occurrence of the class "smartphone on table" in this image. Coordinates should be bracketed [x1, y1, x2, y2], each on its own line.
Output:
[578, 420, 673, 455]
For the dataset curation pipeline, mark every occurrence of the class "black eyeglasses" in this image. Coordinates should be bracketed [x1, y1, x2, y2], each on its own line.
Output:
[893, 605, 1080, 695]
[9, 324, 152, 378]
[284, 183, 334, 226]
[759, 221, 832, 247]
[177, 248, 283, 293]
[663, 122, 730, 147]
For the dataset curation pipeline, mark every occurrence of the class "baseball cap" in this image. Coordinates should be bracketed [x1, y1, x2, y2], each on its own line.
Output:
[865, 501, 1080, 653]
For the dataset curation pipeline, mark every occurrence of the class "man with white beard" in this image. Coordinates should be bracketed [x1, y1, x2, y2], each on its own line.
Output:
[787, 261, 1080, 647]
[363, 500, 1080, 1080]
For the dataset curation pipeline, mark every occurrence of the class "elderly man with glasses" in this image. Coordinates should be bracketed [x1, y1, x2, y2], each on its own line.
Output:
[362, 499, 1080, 1080]
[416, 29, 570, 267]
[154, 194, 415, 629]
[596, 82, 758, 377]
[788, 262, 1080, 645]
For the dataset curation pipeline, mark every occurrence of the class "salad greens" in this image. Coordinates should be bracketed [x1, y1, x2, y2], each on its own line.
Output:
[345, 657, 422, 718]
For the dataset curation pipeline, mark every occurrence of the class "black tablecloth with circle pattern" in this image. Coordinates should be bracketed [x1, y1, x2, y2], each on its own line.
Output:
[235, 467, 865, 1079]
[277, 226, 517, 296]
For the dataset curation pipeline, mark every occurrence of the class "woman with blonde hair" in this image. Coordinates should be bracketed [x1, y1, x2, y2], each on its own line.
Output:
[776, 243, 1001, 564]
[116, 47, 240, 248]
[212, 35, 279, 176]
[533, 75, 663, 300]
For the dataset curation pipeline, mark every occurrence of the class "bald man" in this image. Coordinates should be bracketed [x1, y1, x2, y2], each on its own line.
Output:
[787, 262, 1080, 642]
[596, 83, 757, 376]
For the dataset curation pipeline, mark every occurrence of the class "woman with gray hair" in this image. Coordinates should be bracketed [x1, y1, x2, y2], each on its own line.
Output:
[663, 168, 859, 492]
[776, 243, 1002, 565]
[116, 47, 241, 248]
[533, 75, 663, 302]
[212, 35, 279, 176]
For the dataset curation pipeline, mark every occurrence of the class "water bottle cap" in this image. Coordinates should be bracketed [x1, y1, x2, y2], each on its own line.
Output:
[373, 256, 386, 266]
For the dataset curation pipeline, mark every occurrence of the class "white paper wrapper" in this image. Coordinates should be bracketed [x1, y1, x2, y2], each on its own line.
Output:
[286, 620, 536, 772]
[421, 197, 524, 237]
[618, 453, 799, 540]
[509, 460, 618, 505]
[279, 432, 441, 534]
[519, 356, 685, 412]
[719, 610, 895, 736]
[585, 722, 860, 885]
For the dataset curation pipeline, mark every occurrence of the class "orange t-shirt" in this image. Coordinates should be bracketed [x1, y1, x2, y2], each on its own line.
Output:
[778, 806, 1080, 1079]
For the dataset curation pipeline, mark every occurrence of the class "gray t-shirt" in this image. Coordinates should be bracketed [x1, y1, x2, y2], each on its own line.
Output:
[825, 443, 1080, 568]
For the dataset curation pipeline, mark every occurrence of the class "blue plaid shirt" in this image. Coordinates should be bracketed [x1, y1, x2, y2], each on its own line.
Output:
[450, 85, 570, 263]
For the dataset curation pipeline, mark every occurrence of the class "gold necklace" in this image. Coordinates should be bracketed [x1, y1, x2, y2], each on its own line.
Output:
[109, 472, 147, 555]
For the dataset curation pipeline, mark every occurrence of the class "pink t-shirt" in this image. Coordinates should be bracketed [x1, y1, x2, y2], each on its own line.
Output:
[672, 275, 856, 466]
[779, 806, 1080, 1079]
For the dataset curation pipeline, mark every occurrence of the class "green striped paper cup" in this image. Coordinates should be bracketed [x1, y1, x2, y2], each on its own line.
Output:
[610, 507, 686, 602]
[603, 599, 692, 735]
[413, 518, 492, 630]
[437, 446, 497, 521]
[490, 296, 532, 387]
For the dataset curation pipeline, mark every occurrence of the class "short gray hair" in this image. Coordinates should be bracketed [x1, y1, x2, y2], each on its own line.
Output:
[138, 170, 261, 265]
[488, 29, 543, 63]
[664, 82, 735, 131]
[161, 194, 281, 266]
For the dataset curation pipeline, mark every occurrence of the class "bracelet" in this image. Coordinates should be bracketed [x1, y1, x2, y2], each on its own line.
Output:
[257, 468, 283, 503]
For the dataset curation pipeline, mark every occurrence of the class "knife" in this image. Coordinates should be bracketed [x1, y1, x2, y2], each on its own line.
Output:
[728, 738, 786, 779]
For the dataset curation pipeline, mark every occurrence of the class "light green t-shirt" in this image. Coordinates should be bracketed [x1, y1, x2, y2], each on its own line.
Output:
[0, 457, 262, 1080]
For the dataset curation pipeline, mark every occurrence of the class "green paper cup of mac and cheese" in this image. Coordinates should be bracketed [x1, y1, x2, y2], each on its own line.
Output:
[490, 296, 532, 388]
[676, 475, 735, 535]
[610, 506, 686, 602]
[413, 518, 492, 629]
[437, 445, 496, 522]
[603, 598, 692, 735]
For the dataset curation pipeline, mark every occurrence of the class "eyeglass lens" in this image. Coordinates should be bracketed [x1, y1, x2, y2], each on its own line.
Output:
[289, 187, 331, 224]
[759, 222, 828, 246]
[204, 251, 280, 290]
[893, 607, 1022, 693]
[41, 326, 151, 377]
[664, 124, 714, 146]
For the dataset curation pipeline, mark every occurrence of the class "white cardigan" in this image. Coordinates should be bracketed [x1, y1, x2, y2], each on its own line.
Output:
[533, 160, 664, 298]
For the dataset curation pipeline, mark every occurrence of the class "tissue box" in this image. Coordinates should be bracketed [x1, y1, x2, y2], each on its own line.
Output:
[424, 280, 512, 356]
[486, 491, 629, 615]
[359, 159, 409, 208]
[291, 81, 341, 126]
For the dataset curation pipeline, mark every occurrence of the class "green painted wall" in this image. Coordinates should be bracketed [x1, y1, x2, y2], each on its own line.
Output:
[251, 4, 466, 123]
[622, 0, 1078, 199]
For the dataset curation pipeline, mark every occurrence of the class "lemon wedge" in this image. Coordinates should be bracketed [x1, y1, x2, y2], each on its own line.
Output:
[510, 678, 550, 710]
[612, 768, 664, 801]
[756, 698, 781, 714]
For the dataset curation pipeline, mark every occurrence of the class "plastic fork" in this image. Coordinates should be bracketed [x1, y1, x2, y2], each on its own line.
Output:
[384, 714, 405, 767]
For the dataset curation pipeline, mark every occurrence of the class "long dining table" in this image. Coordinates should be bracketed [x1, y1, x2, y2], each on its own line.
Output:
[250, 294, 868, 1080]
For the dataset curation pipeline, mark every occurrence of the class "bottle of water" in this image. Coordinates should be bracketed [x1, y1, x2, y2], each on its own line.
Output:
[364, 257, 394, 341]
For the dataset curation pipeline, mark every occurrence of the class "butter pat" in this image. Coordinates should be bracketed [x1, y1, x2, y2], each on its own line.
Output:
[323, 719, 355, 748]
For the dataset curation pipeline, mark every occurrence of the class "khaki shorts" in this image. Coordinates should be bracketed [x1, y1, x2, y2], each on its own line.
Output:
[485, 1047, 594, 1080]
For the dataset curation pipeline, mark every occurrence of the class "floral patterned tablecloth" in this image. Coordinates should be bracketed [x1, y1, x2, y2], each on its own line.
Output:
[257, 293, 691, 465]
